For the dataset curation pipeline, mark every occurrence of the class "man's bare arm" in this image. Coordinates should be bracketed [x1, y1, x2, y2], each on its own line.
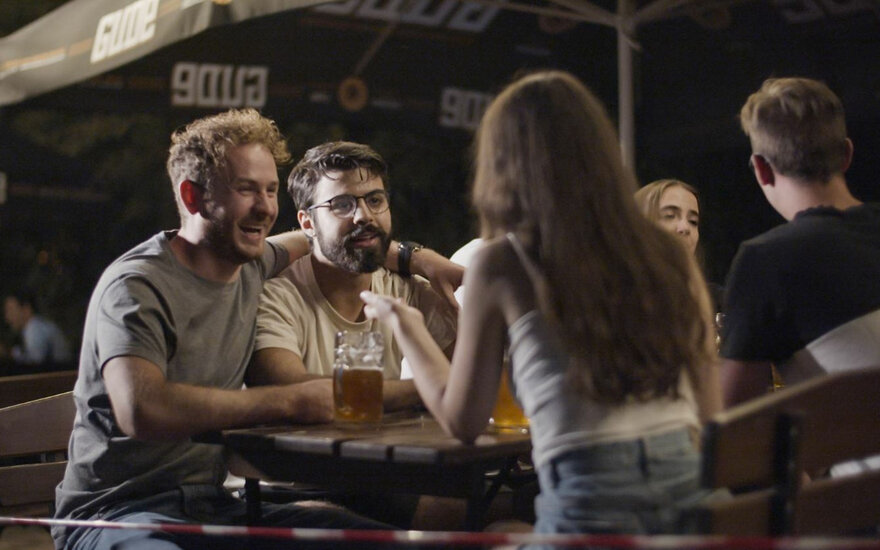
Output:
[247, 347, 322, 386]
[385, 243, 463, 311]
[382, 379, 422, 411]
[267, 230, 311, 268]
[103, 355, 333, 440]
[252, 348, 423, 412]
[720, 358, 774, 408]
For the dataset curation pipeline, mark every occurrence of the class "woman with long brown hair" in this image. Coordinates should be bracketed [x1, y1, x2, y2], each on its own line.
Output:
[361, 70, 721, 537]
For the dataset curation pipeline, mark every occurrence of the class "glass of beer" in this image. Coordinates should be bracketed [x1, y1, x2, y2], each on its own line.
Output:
[333, 331, 384, 424]
[489, 366, 529, 432]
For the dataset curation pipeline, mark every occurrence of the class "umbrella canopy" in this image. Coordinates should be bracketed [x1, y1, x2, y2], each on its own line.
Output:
[2, 0, 879, 352]
[0, 0, 339, 105]
[1, 0, 743, 167]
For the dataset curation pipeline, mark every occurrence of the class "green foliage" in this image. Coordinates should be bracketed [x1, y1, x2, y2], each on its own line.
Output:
[280, 121, 477, 256]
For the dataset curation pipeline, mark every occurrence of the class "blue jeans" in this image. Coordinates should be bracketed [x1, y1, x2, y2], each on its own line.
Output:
[59, 484, 394, 550]
[533, 428, 706, 542]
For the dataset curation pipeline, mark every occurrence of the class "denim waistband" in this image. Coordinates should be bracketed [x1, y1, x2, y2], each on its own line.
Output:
[541, 427, 697, 489]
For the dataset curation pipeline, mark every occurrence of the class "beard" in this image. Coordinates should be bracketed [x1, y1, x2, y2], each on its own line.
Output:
[315, 221, 390, 273]
[203, 205, 269, 265]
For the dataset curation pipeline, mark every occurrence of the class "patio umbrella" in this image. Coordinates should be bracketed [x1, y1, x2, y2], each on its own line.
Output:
[0, 0, 739, 167]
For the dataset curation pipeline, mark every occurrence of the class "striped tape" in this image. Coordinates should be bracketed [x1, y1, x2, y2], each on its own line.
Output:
[2, 516, 878, 548]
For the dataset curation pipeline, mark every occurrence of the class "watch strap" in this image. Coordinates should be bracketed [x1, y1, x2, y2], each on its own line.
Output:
[397, 241, 423, 278]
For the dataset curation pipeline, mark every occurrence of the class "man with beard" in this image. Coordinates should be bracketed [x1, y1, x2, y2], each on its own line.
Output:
[252, 142, 457, 414]
[53, 113, 462, 549]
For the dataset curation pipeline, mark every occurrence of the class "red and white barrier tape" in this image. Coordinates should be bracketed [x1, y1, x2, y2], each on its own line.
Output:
[2, 516, 878, 548]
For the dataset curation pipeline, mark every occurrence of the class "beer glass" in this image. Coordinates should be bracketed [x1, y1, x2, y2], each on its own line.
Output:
[333, 331, 384, 424]
[489, 366, 528, 432]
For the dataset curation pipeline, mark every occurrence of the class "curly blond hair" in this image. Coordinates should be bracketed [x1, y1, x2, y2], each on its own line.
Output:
[167, 109, 291, 218]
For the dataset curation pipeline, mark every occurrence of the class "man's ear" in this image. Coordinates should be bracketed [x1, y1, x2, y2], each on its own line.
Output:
[752, 155, 775, 187]
[297, 210, 316, 237]
[179, 180, 202, 215]
[842, 138, 854, 173]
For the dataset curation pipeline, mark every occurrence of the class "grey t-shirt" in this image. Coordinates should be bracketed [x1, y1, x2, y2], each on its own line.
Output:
[54, 231, 288, 526]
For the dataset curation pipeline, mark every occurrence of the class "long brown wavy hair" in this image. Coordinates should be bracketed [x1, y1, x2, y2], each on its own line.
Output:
[472, 71, 715, 403]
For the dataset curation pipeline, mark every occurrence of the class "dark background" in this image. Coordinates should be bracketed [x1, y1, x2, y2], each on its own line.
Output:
[2, 0, 879, 354]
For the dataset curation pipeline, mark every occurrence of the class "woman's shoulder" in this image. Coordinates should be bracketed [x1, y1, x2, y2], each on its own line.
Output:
[468, 236, 521, 273]
[467, 235, 537, 319]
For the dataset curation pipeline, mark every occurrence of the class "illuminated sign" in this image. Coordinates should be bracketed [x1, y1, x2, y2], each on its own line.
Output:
[171, 62, 269, 108]
[91, 0, 159, 64]
[438, 87, 492, 130]
[315, 0, 502, 32]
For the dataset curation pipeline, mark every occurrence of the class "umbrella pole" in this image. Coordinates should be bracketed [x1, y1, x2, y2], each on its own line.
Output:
[617, 0, 636, 169]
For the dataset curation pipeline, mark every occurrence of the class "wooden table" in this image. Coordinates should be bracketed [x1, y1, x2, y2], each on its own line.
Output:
[203, 412, 532, 529]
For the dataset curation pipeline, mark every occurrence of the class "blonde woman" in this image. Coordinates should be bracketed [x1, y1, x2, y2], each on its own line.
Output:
[361, 71, 721, 538]
[634, 179, 701, 257]
[635, 179, 724, 313]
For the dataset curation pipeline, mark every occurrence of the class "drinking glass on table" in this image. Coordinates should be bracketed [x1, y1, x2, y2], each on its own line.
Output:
[489, 361, 529, 432]
[333, 330, 384, 424]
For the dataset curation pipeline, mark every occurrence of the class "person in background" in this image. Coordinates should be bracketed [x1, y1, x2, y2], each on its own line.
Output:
[2, 290, 72, 366]
[720, 77, 880, 433]
[361, 70, 722, 538]
[634, 179, 724, 313]
[53, 108, 462, 550]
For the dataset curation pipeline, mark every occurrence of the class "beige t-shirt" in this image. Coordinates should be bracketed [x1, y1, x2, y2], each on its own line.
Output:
[255, 255, 457, 378]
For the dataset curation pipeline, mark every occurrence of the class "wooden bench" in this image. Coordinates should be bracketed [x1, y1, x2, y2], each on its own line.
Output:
[0, 391, 75, 518]
[697, 367, 880, 535]
[0, 370, 77, 409]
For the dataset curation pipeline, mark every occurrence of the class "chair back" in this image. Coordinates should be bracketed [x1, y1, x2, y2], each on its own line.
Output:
[0, 370, 78, 408]
[0, 391, 75, 517]
[697, 367, 880, 535]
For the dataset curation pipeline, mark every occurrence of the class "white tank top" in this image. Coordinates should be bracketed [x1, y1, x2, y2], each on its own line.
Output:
[505, 233, 701, 468]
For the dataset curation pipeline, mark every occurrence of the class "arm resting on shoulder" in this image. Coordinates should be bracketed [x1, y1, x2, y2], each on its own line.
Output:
[385, 242, 463, 310]
[267, 230, 311, 267]
[103, 355, 333, 439]
[720, 358, 774, 408]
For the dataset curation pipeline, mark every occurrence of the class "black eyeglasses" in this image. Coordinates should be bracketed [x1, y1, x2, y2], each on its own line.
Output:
[307, 190, 390, 219]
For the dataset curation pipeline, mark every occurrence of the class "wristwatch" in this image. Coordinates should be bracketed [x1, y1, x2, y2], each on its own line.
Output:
[397, 241, 424, 278]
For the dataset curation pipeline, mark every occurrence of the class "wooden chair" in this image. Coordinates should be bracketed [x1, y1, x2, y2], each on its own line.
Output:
[0, 370, 77, 409]
[696, 367, 880, 535]
[0, 391, 75, 518]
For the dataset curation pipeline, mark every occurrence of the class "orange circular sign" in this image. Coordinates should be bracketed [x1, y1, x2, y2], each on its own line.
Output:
[338, 77, 369, 112]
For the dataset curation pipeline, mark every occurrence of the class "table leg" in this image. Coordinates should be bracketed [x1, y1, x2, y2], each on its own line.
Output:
[245, 477, 262, 524]
[467, 456, 537, 529]
[483, 456, 517, 506]
[464, 462, 500, 530]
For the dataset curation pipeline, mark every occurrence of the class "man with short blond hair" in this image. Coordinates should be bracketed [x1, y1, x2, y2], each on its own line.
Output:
[721, 78, 880, 423]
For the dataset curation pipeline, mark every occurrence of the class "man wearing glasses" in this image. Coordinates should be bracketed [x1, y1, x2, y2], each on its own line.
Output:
[252, 141, 457, 417]
[721, 78, 880, 436]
